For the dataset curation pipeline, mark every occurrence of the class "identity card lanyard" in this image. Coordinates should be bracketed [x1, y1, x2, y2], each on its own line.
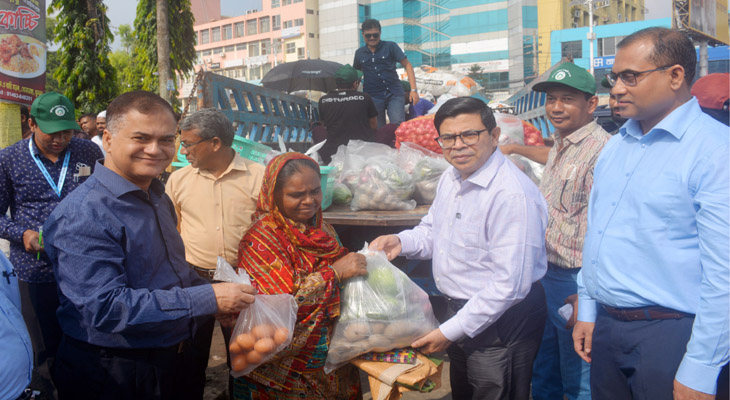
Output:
[28, 138, 70, 198]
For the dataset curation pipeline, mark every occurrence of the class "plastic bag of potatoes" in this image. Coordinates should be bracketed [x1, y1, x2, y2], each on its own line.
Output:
[324, 247, 438, 373]
[214, 257, 298, 377]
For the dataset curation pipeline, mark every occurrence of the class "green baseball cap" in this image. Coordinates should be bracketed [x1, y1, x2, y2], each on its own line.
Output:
[30, 92, 81, 134]
[335, 64, 363, 85]
[533, 62, 596, 96]
[601, 76, 611, 89]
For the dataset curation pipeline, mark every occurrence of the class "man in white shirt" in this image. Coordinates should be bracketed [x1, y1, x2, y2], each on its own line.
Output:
[371, 97, 548, 400]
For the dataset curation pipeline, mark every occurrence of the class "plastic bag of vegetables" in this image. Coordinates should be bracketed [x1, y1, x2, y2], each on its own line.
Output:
[214, 257, 298, 377]
[349, 161, 417, 211]
[333, 182, 353, 205]
[324, 247, 439, 373]
[412, 157, 449, 204]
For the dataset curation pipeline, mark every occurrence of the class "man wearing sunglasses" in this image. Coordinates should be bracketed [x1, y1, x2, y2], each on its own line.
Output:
[371, 97, 548, 399]
[165, 108, 265, 397]
[354, 19, 419, 128]
[573, 27, 729, 400]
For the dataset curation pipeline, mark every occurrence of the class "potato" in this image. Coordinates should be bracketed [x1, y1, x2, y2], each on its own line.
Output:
[246, 349, 263, 364]
[370, 322, 386, 334]
[236, 333, 256, 351]
[274, 327, 289, 345]
[367, 335, 392, 352]
[343, 322, 370, 341]
[231, 354, 248, 372]
[254, 337, 276, 354]
[252, 324, 275, 339]
[384, 321, 415, 339]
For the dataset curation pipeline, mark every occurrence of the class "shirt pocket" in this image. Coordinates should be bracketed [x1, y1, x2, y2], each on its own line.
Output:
[451, 218, 481, 262]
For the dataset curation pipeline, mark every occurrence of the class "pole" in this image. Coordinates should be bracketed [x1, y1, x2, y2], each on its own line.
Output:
[588, 0, 595, 75]
[698, 40, 708, 77]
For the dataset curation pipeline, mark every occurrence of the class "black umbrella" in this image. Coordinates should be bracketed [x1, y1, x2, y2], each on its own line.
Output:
[262, 59, 344, 93]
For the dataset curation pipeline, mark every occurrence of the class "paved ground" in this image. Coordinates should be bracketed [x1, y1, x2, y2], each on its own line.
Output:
[203, 323, 452, 400]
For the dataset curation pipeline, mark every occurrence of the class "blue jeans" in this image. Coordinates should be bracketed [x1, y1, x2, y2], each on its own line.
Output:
[531, 265, 591, 400]
[373, 93, 406, 128]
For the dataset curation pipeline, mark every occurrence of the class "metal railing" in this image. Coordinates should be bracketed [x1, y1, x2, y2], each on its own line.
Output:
[198, 72, 318, 145]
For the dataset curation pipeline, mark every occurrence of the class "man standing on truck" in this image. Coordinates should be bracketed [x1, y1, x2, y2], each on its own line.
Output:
[371, 97, 548, 400]
[354, 18, 419, 128]
[318, 64, 378, 164]
[165, 108, 265, 397]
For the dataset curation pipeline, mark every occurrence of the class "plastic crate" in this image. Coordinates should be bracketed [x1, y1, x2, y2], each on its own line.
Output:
[231, 136, 273, 165]
[319, 166, 336, 211]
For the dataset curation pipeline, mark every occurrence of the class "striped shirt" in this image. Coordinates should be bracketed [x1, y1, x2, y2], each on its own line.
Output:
[539, 121, 610, 269]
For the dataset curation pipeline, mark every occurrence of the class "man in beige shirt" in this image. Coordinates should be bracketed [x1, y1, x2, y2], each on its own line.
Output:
[166, 108, 265, 395]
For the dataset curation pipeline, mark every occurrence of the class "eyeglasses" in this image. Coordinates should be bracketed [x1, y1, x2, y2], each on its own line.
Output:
[605, 65, 673, 87]
[364, 33, 380, 39]
[434, 128, 488, 149]
[179, 137, 213, 149]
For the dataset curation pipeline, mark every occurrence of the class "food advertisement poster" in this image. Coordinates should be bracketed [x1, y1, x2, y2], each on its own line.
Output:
[0, 0, 45, 106]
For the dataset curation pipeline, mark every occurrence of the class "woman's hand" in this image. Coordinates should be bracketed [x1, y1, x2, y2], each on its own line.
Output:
[332, 253, 368, 281]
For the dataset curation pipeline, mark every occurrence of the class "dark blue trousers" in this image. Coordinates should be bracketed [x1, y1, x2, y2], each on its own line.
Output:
[591, 306, 698, 400]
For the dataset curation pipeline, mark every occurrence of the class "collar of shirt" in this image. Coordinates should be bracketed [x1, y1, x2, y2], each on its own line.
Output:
[92, 161, 165, 200]
[619, 97, 699, 141]
[555, 120, 600, 148]
[29, 134, 70, 162]
[448, 148, 505, 189]
[194, 153, 249, 180]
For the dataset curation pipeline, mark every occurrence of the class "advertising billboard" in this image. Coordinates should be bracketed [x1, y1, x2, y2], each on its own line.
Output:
[676, 0, 729, 45]
[0, 0, 45, 106]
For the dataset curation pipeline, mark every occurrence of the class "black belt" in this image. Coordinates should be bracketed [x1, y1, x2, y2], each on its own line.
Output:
[15, 388, 34, 400]
[64, 335, 191, 359]
[602, 305, 694, 321]
[189, 263, 216, 280]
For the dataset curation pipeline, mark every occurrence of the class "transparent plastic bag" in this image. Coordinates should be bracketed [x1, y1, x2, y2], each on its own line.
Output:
[214, 257, 298, 377]
[349, 161, 416, 211]
[324, 247, 439, 373]
[411, 156, 449, 205]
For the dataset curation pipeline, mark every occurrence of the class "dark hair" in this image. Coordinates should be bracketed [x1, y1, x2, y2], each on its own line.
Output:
[20, 105, 29, 118]
[617, 27, 696, 86]
[274, 158, 321, 194]
[106, 91, 175, 134]
[361, 19, 381, 32]
[80, 112, 96, 120]
[179, 108, 235, 147]
[335, 78, 358, 89]
[434, 97, 496, 134]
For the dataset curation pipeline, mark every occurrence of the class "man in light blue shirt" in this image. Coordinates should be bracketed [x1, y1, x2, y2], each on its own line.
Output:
[0, 252, 34, 400]
[573, 27, 729, 400]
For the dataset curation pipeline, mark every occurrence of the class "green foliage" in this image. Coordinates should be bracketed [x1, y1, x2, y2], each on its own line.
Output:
[131, 0, 197, 110]
[45, 16, 60, 93]
[48, 0, 118, 114]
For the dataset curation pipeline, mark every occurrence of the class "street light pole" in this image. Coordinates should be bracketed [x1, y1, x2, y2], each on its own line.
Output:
[587, 0, 595, 74]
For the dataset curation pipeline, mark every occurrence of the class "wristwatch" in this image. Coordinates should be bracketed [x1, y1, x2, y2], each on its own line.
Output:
[411, 89, 417, 92]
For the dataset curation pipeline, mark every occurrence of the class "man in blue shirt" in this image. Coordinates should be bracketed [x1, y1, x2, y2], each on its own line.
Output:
[573, 27, 729, 400]
[354, 18, 419, 128]
[44, 91, 256, 399]
[0, 252, 34, 400]
[0, 92, 103, 400]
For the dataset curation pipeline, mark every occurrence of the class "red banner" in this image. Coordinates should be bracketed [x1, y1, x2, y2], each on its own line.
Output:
[0, 0, 45, 106]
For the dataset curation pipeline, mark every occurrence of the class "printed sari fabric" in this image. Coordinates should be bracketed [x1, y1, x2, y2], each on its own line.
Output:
[234, 153, 361, 400]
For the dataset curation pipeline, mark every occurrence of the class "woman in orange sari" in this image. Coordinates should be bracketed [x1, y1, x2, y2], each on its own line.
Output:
[234, 153, 366, 399]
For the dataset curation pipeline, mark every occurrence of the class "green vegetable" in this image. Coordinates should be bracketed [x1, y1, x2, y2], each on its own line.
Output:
[333, 183, 352, 204]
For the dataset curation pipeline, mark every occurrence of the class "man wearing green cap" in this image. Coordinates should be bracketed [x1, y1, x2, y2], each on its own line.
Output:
[505, 62, 610, 400]
[0, 92, 103, 399]
[317, 64, 378, 163]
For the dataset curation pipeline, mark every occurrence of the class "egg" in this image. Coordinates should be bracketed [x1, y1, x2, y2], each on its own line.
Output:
[229, 340, 243, 354]
[251, 324, 275, 339]
[236, 333, 256, 351]
[231, 354, 248, 372]
[273, 327, 289, 345]
[254, 337, 276, 353]
[246, 349, 263, 364]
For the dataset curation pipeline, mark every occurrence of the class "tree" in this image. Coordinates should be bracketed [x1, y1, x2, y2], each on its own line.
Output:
[45, 16, 61, 93]
[156, 0, 171, 103]
[131, 0, 196, 110]
[48, 0, 118, 114]
[109, 24, 136, 94]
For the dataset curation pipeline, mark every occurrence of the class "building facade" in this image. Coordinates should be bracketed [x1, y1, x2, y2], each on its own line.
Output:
[537, 0, 645, 74]
[180, 0, 320, 101]
[319, 0, 539, 95]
